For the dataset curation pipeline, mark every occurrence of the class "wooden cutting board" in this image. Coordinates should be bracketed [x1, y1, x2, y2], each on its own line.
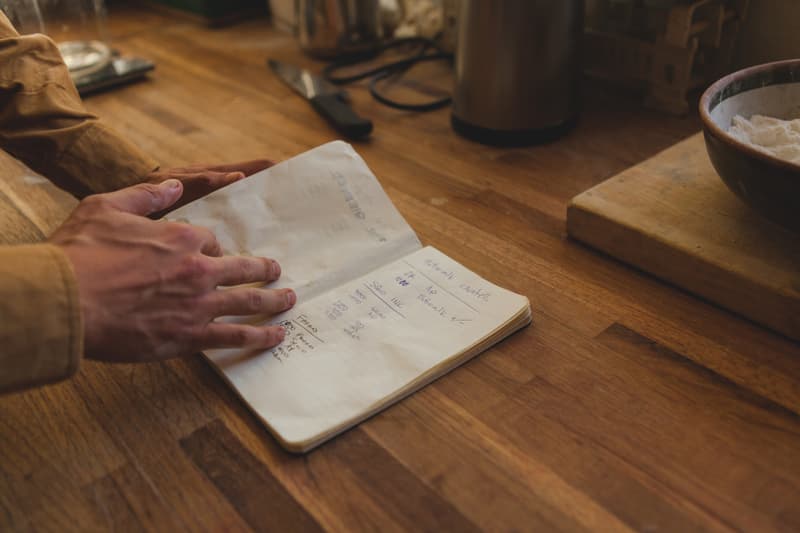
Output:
[567, 132, 800, 341]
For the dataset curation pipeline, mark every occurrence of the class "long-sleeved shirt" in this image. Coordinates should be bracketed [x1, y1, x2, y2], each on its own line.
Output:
[0, 11, 158, 393]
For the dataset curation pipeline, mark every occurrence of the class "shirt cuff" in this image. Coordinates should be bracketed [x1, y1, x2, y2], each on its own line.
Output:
[58, 121, 159, 194]
[0, 244, 82, 393]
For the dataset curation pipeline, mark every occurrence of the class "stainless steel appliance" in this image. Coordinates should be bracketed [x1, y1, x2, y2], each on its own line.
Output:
[297, 0, 383, 58]
[451, 0, 584, 145]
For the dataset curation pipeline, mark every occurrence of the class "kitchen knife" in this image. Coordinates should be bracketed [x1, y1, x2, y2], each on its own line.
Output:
[268, 59, 373, 139]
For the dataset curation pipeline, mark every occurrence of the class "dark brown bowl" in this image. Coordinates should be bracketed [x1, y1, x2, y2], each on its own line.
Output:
[699, 59, 800, 233]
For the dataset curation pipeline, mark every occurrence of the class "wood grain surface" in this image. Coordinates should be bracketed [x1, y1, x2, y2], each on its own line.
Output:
[1, 4, 799, 532]
[567, 133, 800, 340]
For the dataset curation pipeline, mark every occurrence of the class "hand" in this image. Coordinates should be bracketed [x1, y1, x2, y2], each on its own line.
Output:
[49, 179, 295, 362]
[146, 159, 275, 214]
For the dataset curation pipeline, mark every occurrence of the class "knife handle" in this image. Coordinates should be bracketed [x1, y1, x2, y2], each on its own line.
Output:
[309, 93, 373, 139]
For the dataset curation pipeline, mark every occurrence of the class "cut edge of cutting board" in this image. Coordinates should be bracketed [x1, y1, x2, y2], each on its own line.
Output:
[566, 139, 800, 341]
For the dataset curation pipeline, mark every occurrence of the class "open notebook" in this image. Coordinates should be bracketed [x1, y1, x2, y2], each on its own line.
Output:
[169, 141, 531, 452]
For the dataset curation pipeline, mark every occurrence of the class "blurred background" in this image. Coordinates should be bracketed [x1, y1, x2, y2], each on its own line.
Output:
[0, 0, 796, 113]
[733, 0, 800, 68]
[2, 0, 796, 69]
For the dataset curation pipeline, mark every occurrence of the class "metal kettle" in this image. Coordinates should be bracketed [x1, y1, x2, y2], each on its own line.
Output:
[452, 0, 584, 145]
[297, 0, 383, 59]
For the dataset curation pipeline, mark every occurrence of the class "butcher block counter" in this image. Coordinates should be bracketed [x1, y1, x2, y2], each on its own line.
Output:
[1, 4, 798, 532]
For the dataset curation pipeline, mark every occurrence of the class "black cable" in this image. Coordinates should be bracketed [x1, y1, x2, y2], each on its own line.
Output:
[322, 37, 453, 112]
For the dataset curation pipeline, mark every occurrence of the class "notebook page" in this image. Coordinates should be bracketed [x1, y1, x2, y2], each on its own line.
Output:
[167, 141, 421, 302]
[208, 246, 530, 451]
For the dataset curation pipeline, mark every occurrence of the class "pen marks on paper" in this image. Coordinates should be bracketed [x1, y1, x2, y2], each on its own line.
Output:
[332, 170, 365, 220]
[270, 315, 323, 363]
[267, 253, 494, 363]
[330, 170, 388, 243]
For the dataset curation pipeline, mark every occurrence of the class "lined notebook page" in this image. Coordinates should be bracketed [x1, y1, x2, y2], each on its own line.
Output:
[209, 246, 530, 451]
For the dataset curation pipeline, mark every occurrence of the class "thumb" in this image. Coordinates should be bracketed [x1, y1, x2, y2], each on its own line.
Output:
[101, 179, 183, 216]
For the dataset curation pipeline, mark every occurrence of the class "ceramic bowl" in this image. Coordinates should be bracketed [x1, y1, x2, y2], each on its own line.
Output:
[699, 59, 800, 232]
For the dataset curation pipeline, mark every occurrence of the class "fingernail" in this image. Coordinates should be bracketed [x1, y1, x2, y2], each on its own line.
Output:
[164, 179, 181, 190]
[285, 289, 296, 307]
[226, 172, 245, 181]
[276, 326, 286, 341]
[271, 260, 281, 278]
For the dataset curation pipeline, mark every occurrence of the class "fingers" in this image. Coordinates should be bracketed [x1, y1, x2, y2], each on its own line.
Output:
[203, 159, 275, 176]
[205, 287, 296, 317]
[210, 256, 282, 286]
[99, 180, 184, 216]
[179, 170, 245, 189]
[188, 225, 222, 257]
[198, 228, 222, 257]
[198, 323, 286, 350]
[165, 222, 222, 256]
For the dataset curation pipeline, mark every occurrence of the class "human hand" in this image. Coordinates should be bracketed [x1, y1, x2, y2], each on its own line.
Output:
[49, 179, 295, 362]
[146, 159, 275, 214]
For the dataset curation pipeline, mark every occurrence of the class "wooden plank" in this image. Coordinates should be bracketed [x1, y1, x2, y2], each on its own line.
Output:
[0, 189, 44, 245]
[363, 389, 634, 532]
[390, 185, 800, 416]
[484, 314, 800, 532]
[180, 420, 323, 533]
[96, 448, 250, 532]
[567, 133, 800, 340]
[169, 343, 428, 532]
[0, 4, 798, 531]
[81, 476, 146, 533]
[0, 152, 76, 238]
[324, 428, 483, 533]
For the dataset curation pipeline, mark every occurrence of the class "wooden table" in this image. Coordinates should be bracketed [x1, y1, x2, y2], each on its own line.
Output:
[2, 5, 799, 531]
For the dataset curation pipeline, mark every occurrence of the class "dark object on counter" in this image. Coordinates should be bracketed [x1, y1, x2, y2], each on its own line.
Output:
[451, 0, 584, 146]
[268, 59, 373, 139]
[700, 59, 800, 233]
[297, 0, 382, 59]
[323, 37, 453, 112]
[74, 56, 154, 96]
[143, 0, 266, 25]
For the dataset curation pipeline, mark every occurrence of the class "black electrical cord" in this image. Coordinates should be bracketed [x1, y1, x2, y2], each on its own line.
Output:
[322, 37, 453, 112]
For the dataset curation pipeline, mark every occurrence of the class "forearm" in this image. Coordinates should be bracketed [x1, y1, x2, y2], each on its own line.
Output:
[0, 244, 82, 393]
[0, 12, 157, 196]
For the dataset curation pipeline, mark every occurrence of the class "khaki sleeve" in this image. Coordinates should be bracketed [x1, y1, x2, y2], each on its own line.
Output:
[0, 11, 158, 197]
[0, 244, 82, 393]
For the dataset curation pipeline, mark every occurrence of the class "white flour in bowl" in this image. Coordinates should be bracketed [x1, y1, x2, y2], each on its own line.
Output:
[728, 114, 800, 164]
